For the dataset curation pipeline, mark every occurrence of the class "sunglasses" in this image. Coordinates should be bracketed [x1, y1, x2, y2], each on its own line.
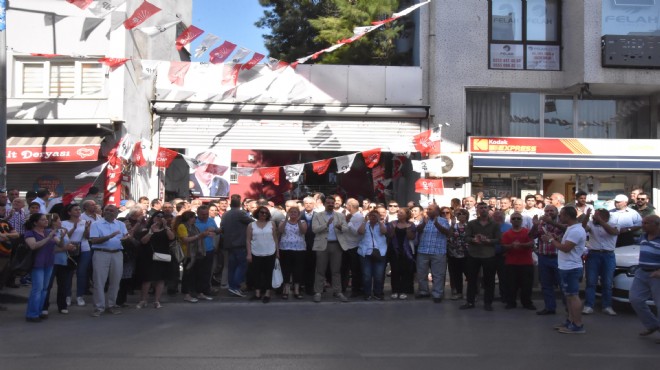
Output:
[510, 217, 522, 220]
[388, 205, 399, 208]
[258, 211, 269, 215]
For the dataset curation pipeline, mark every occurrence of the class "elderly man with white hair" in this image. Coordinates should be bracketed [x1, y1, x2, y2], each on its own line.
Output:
[611, 194, 642, 247]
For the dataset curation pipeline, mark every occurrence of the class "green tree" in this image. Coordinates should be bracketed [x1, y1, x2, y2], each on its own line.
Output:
[257, 0, 413, 65]
[256, 0, 336, 62]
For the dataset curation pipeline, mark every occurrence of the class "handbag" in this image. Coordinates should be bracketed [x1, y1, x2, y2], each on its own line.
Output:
[170, 240, 185, 263]
[153, 252, 172, 262]
[10, 239, 34, 276]
[272, 258, 283, 288]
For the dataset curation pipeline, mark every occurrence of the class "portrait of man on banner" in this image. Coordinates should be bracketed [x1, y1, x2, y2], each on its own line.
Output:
[187, 148, 231, 198]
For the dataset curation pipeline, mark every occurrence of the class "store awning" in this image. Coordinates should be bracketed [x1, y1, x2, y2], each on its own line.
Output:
[472, 154, 660, 171]
[7, 136, 104, 164]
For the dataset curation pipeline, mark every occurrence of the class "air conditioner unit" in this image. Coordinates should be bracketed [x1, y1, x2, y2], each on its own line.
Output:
[602, 35, 660, 68]
[428, 152, 470, 178]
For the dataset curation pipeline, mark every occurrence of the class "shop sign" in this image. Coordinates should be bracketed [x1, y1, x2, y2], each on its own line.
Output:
[526, 45, 560, 71]
[6, 145, 100, 164]
[469, 137, 660, 157]
[490, 44, 523, 70]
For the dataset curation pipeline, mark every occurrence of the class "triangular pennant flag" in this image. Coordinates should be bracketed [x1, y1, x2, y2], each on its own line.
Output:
[362, 148, 381, 169]
[139, 19, 181, 36]
[194, 33, 219, 58]
[259, 167, 280, 186]
[413, 129, 441, 156]
[415, 178, 444, 195]
[123, 0, 161, 30]
[230, 47, 251, 64]
[168, 61, 191, 86]
[411, 159, 444, 174]
[139, 59, 160, 80]
[392, 0, 431, 19]
[242, 52, 265, 70]
[89, 0, 127, 17]
[234, 167, 255, 176]
[284, 164, 304, 183]
[155, 147, 179, 168]
[209, 41, 237, 64]
[335, 153, 356, 174]
[132, 141, 147, 167]
[312, 159, 332, 175]
[388, 139, 412, 157]
[67, 0, 93, 9]
[176, 25, 204, 51]
[81, 17, 105, 41]
[116, 135, 135, 161]
[75, 162, 108, 179]
[63, 183, 94, 206]
[99, 57, 130, 70]
[221, 64, 242, 86]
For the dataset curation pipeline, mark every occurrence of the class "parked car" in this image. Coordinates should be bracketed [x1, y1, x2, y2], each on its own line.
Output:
[608, 245, 655, 306]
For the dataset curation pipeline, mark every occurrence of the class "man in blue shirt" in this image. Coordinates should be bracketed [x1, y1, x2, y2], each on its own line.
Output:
[196, 205, 219, 301]
[630, 215, 660, 340]
[88, 205, 128, 317]
[415, 203, 451, 303]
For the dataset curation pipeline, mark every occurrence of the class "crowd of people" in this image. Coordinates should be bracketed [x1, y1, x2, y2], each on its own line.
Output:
[0, 187, 658, 340]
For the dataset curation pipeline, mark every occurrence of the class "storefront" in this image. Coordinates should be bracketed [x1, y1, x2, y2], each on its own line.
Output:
[468, 136, 659, 208]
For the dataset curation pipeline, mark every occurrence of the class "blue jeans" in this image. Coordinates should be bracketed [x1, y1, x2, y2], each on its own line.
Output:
[416, 253, 447, 299]
[537, 254, 562, 310]
[360, 256, 386, 297]
[227, 248, 247, 291]
[26, 266, 53, 319]
[75, 251, 92, 297]
[559, 267, 583, 296]
[630, 268, 660, 331]
[584, 251, 615, 308]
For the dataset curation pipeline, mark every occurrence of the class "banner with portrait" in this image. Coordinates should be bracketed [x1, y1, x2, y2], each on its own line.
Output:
[186, 147, 232, 198]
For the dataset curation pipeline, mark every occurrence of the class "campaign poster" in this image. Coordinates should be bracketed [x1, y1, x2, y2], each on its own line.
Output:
[186, 147, 232, 198]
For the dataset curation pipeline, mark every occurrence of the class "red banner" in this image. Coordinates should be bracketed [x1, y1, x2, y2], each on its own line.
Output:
[414, 178, 444, 195]
[209, 41, 237, 64]
[155, 147, 179, 168]
[362, 148, 381, 169]
[6, 145, 100, 164]
[168, 61, 191, 86]
[242, 52, 265, 70]
[413, 129, 441, 156]
[104, 151, 123, 206]
[175, 25, 204, 51]
[312, 159, 332, 175]
[99, 57, 130, 69]
[259, 167, 280, 186]
[124, 1, 161, 30]
[133, 142, 147, 167]
[67, 0, 93, 9]
[63, 182, 94, 206]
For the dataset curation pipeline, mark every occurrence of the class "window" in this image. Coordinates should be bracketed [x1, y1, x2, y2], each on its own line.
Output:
[489, 0, 562, 70]
[467, 91, 651, 138]
[602, 0, 660, 36]
[16, 59, 105, 97]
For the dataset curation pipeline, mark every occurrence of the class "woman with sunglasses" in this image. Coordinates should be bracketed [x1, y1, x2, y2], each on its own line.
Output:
[24, 213, 61, 322]
[135, 211, 175, 309]
[246, 206, 279, 303]
[388, 207, 416, 300]
[448, 209, 470, 300]
[439, 206, 454, 224]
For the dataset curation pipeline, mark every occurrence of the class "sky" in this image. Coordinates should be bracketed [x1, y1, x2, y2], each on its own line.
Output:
[190, 0, 269, 62]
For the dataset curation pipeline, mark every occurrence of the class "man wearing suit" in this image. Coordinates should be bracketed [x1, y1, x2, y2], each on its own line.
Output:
[302, 196, 317, 295]
[189, 172, 230, 198]
[312, 196, 350, 303]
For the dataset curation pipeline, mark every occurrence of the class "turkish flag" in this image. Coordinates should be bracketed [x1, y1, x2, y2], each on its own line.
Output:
[209, 41, 237, 64]
[99, 57, 130, 70]
[242, 52, 265, 70]
[168, 61, 191, 86]
[312, 159, 332, 175]
[155, 147, 179, 168]
[67, 0, 93, 9]
[124, 1, 161, 30]
[176, 25, 204, 51]
[414, 178, 444, 195]
[63, 183, 94, 206]
[133, 142, 147, 167]
[259, 167, 280, 186]
[361, 148, 381, 169]
[413, 129, 441, 156]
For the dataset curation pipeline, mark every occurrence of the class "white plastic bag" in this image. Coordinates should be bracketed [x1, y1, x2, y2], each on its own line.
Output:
[272, 258, 283, 288]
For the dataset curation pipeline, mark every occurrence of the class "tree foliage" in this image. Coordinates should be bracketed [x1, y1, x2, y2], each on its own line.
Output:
[257, 0, 412, 66]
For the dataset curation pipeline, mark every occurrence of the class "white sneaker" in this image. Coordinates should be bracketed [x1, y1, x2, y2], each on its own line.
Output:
[66, 297, 71, 307]
[399, 294, 408, 300]
[602, 307, 617, 316]
[76, 297, 86, 306]
[391, 293, 399, 299]
[582, 306, 594, 314]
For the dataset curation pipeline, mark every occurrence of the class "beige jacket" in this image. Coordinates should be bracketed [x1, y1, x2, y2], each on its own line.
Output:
[311, 211, 349, 251]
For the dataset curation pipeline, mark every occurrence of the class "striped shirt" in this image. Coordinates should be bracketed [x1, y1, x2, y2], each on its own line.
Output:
[637, 234, 660, 270]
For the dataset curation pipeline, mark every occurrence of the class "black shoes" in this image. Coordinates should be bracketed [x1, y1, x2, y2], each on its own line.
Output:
[459, 303, 475, 310]
[536, 309, 556, 315]
[484, 304, 494, 311]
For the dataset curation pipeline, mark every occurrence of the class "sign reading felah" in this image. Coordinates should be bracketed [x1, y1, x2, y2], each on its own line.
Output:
[6, 145, 100, 164]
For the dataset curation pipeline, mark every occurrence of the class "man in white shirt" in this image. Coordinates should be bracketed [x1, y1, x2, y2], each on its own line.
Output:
[610, 194, 642, 247]
[34, 188, 50, 214]
[341, 198, 364, 297]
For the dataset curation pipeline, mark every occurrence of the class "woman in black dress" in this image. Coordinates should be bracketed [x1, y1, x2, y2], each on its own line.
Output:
[135, 211, 175, 309]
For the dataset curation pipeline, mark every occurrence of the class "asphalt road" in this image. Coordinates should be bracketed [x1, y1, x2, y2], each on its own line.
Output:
[0, 291, 658, 370]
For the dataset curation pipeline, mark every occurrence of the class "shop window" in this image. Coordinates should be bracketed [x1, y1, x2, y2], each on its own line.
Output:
[16, 59, 105, 98]
[467, 91, 651, 139]
[489, 0, 561, 70]
[602, 0, 660, 36]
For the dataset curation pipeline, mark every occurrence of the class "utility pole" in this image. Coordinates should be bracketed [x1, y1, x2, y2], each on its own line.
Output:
[0, 0, 7, 190]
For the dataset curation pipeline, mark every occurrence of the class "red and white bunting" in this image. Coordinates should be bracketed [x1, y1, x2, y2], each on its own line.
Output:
[336, 153, 357, 174]
[67, 0, 93, 10]
[242, 52, 265, 70]
[194, 33, 219, 58]
[155, 147, 179, 168]
[168, 61, 191, 86]
[209, 41, 237, 64]
[104, 148, 123, 206]
[414, 178, 444, 195]
[139, 19, 181, 36]
[176, 25, 204, 51]
[361, 148, 381, 169]
[259, 167, 280, 186]
[413, 129, 441, 156]
[132, 141, 147, 167]
[221, 63, 242, 87]
[123, 0, 161, 30]
[312, 159, 332, 175]
[284, 164, 304, 183]
[88, 0, 127, 17]
[231, 47, 252, 64]
[99, 57, 130, 70]
[63, 182, 94, 206]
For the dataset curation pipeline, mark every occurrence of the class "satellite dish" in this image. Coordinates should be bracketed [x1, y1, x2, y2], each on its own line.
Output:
[440, 155, 454, 174]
